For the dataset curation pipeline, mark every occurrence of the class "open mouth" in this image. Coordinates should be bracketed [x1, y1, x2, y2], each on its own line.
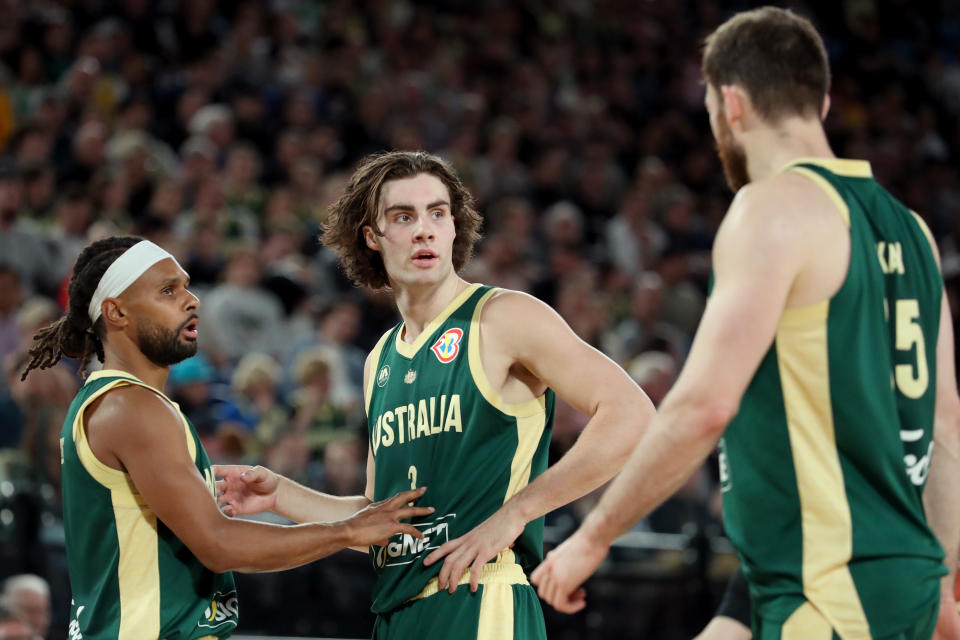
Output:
[181, 316, 199, 340]
[411, 250, 438, 266]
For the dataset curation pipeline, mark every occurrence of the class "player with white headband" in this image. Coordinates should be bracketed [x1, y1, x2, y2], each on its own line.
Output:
[20, 235, 434, 640]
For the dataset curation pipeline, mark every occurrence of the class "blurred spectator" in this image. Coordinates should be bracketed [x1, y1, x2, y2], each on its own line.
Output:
[627, 351, 678, 408]
[0, 168, 59, 297]
[218, 351, 289, 454]
[290, 347, 351, 458]
[0, 603, 36, 640]
[201, 246, 285, 365]
[0, 575, 49, 640]
[166, 352, 220, 439]
[320, 437, 365, 496]
[0, 266, 22, 362]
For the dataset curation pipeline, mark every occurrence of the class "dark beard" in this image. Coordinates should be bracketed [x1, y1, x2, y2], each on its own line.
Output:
[137, 315, 198, 367]
[716, 116, 750, 192]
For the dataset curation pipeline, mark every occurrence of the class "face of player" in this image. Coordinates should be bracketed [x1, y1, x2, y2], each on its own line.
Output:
[364, 172, 457, 290]
[706, 84, 750, 192]
[121, 258, 200, 367]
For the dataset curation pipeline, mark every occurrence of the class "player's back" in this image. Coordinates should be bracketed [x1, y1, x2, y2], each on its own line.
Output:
[720, 158, 945, 636]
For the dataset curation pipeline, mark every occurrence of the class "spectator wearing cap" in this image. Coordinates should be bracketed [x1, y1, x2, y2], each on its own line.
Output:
[166, 352, 220, 439]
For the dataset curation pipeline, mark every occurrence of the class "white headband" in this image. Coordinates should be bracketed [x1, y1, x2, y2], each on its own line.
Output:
[88, 240, 182, 323]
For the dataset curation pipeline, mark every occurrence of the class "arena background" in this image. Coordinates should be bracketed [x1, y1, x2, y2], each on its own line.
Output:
[1, 0, 959, 638]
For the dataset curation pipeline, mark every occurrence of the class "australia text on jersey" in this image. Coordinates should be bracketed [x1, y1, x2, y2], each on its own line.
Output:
[371, 394, 463, 454]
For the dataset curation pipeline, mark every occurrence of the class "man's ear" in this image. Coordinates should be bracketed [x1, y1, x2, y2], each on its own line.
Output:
[363, 225, 380, 252]
[720, 85, 747, 130]
[102, 298, 128, 329]
[821, 94, 831, 121]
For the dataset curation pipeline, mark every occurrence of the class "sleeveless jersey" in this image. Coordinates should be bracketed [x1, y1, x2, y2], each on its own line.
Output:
[719, 158, 945, 637]
[61, 370, 239, 639]
[365, 284, 555, 614]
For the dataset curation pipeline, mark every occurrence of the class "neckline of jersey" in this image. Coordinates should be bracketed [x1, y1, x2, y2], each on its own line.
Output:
[85, 368, 172, 401]
[394, 282, 483, 359]
[779, 157, 872, 178]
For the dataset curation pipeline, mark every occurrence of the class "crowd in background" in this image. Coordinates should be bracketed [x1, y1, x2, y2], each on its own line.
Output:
[2, 0, 960, 637]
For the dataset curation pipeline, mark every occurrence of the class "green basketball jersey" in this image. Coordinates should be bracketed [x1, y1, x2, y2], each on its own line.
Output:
[719, 158, 945, 636]
[61, 370, 238, 639]
[364, 284, 555, 614]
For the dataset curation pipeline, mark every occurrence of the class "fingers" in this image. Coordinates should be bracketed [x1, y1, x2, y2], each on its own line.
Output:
[422, 540, 453, 567]
[240, 465, 268, 484]
[469, 557, 484, 593]
[389, 486, 428, 504]
[396, 505, 435, 520]
[397, 524, 424, 540]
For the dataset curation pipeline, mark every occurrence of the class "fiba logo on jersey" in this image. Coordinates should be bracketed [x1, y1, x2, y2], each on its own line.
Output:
[431, 328, 463, 363]
[377, 364, 391, 387]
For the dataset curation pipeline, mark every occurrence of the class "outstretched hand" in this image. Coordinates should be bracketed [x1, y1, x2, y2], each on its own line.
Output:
[345, 486, 436, 548]
[214, 464, 280, 517]
[422, 507, 525, 593]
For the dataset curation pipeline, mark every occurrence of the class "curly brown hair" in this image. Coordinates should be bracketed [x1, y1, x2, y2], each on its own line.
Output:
[320, 151, 483, 289]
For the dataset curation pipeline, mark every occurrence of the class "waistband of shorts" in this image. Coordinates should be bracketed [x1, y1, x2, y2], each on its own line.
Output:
[409, 561, 528, 602]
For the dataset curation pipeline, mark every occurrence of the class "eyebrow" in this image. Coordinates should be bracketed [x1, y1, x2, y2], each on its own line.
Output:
[383, 200, 450, 214]
[160, 276, 190, 288]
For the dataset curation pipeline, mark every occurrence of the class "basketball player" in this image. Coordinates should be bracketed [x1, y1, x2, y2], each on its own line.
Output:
[531, 7, 960, 639]
[20, 236, 433, 640]
[216, 150, 655, 639]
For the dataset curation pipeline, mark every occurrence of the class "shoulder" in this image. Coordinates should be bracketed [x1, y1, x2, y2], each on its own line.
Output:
[478, 288, 558, 329]
[86, 383, 180, 432]
[715, 172, 836, 262]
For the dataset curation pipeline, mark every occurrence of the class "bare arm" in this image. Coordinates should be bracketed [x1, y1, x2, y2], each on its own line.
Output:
[216, 350, 384, 553]
[532, 178, 814, 612]
[215, 465, 370, 524]
[483, 290, 656, 523]
[918, 232, 960, 636]
[89, 386, 431, 574]
[423, 289, 656, 591]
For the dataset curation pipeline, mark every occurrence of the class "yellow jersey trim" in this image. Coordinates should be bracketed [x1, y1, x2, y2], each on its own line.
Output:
[780, 157, 872, 178]
[409, 561, 527, 602]
[114, 493, 160, 639]
[909, 211, 938, 257]
[74, 373, 197, 501]
[477, 575, 516, 640]
[775, 301, 872, 638]
[394, 283, 483, 358]
[364, 329, 394, 416]
[787, 167, 851, 228]
[782, 601, 833, 640]
[467, 288, 547, 419]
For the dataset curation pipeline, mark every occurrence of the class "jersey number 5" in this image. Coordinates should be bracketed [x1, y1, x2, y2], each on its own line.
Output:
[893, 298, 929, 398]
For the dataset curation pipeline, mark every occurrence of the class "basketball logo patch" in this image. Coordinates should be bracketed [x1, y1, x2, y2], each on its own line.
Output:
[431, 328, 463, 364]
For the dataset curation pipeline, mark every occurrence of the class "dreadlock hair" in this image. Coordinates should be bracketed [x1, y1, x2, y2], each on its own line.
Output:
[21, 235, 141, 381]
